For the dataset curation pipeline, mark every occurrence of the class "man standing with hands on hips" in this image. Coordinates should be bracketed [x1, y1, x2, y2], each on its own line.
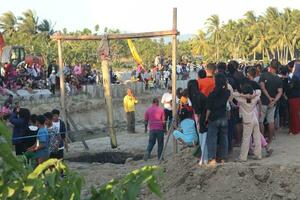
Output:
[123, 88, 138, 133]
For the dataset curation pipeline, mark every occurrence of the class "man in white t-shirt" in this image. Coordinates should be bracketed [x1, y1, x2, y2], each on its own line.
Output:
[161, 86, 173, 129]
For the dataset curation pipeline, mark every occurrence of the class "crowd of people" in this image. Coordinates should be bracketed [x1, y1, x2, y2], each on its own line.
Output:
[0, 62, 46, 94]
[47, 61, 99, 95]
[2, 97, 68, 166]
[4, 56, 300, 167]
[130, 55, 199, 91]
[126, 59, 300, 165]
[0, 60, 99, 96]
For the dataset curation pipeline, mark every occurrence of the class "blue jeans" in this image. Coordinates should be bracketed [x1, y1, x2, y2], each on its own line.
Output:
[207, 117, 228, 161]
[146, 130, 164, 160]
[227, 117, 235, 152]
[173, 130, 198, 146]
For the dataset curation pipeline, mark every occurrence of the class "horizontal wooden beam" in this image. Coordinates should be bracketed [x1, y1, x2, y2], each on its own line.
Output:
[50, 30, 179, 41]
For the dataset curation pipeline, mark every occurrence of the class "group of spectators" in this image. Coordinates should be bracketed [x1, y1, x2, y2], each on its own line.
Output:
[47, 61, 98, 95]
[0, 62, 45, 94]
[3, 98, 67, 165]
[130, 55, 199, 91]
[0, 60, 99, 97]
[176, 59, 300, 165]
[127, 59, 300, 165]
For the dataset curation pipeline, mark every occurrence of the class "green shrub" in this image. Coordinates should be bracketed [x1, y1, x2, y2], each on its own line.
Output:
[0, 121, 161, 200]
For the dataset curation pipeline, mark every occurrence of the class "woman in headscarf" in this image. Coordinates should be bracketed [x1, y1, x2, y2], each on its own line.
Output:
[287, 61, 300, 135]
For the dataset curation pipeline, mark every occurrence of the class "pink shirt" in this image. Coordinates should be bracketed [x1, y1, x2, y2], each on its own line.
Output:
[144, 104, 165, 131]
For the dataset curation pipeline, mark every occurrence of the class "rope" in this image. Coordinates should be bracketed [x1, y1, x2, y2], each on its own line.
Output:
[10, 119, 198, 141]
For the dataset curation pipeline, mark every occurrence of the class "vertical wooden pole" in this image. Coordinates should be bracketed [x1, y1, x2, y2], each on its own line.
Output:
[101, 58, 118, 148]
[171, 8, 178, 154]
[57, 39, 67, 134]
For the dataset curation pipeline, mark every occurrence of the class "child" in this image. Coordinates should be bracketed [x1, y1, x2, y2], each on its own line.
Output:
[27, 115, 49, 165]
[173, 108, 198, 147]
[44, 112, 62, 159]
[233, 84, 262, 161]
[179, 89, 192, 113]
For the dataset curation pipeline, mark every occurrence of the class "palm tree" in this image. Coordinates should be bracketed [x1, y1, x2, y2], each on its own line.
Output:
[206, 14, 222, 60]
[191, 30, 208, 57]
[18, 9, 38, 34]
[243, 11, 258, 59]
[287, 9, 300, 60]
[0, 11, 17, 36]
[251, 17, 269, 61]
[38, 19, 54, 35]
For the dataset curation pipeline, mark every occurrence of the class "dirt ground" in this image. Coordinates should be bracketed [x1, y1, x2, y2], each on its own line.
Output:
[65, 125, 300, 200]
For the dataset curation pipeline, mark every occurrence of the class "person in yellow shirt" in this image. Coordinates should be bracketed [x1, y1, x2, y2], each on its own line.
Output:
[124, 88, 138, 133]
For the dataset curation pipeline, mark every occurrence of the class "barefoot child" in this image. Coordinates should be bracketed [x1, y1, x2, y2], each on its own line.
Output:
[233, 84, 262, 161]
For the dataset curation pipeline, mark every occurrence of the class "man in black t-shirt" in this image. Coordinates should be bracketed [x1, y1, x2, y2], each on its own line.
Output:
[259, 60, 283, 145]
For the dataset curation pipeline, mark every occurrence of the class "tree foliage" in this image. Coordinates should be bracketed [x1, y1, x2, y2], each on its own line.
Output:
[0, 121, 162, 200]
[192, 7, 300, 63]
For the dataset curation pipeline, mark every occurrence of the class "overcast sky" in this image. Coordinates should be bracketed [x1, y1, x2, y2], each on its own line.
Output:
[1, 0, 300, 34]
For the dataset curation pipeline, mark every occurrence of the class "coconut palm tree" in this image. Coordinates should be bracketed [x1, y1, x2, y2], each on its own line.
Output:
[191, 30, 208, 57]
[18, 9, 38, 34]
[287, 9, 300, 60]
[38, 19, 54, 35]
[243, 11, 258, 59]
[0, 11, 17, 36]
[206, 14, 222, 60]
[251, 17, 269, 61]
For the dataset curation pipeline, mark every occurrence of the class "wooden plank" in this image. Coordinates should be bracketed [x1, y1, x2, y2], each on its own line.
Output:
[50, 30, 179, 41]
[172, 8, 178, 155]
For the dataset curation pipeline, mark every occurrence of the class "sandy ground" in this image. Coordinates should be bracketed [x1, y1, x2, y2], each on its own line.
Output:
[65, 125, 300, 199]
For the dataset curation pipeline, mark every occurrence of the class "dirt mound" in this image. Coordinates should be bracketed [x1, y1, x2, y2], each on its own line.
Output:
[144, 150, 300, 200]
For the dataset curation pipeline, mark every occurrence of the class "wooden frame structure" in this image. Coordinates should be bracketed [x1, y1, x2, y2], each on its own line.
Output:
[51, 8, 179, 152]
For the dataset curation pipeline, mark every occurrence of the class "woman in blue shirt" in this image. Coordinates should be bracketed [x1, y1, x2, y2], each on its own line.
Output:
[173, 108, 198, 146]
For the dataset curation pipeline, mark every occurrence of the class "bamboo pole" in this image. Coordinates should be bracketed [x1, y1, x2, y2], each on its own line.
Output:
[57, 39, 67, 134]
[171, 8, 178, 154]
[101, 58, 118, 148]
[51, 30, 179, 41]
